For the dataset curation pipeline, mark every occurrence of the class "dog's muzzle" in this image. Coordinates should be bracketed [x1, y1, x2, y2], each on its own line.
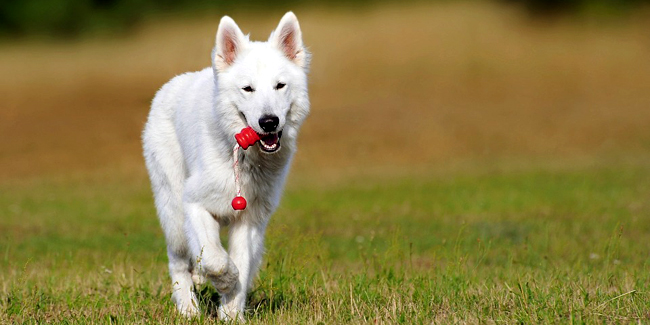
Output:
[259, 131, 282, 153]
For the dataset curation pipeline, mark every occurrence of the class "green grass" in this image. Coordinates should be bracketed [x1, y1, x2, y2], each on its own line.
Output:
[1, 162, 650, 323]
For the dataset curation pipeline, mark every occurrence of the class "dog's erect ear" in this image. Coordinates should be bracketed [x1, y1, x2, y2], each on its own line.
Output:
[214, 16, 247, 72]
[270, 12, 309, 69]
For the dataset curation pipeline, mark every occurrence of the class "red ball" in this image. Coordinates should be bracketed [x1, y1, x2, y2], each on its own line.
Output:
[231, 196, 247, 210]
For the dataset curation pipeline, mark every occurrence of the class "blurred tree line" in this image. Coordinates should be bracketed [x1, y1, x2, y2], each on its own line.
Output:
[0, 0, 648, 38]
[0, 0, 303, 38]
[507, 0, 649, 15]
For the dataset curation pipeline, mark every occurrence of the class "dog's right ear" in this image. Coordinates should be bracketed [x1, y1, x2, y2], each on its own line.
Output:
[213, 16, 247, 72]
[269, 12, 309, 70]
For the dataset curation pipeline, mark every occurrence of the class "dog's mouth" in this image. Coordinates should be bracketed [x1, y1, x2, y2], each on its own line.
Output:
[258, 131, 282, 153]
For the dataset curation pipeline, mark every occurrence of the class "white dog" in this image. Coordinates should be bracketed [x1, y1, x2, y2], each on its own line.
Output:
[142, 12, 310, 321]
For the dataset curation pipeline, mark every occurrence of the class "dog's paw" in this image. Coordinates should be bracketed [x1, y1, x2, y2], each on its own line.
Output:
[172, 290, 200, 318]
[206, 257, 240, 294]
[218, 305, 246, 323]
[178, 303, 200, 318]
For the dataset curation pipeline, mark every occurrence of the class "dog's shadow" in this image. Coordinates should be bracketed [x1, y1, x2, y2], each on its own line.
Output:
[195, 284, 286, 319]
[195, 285, 221, 317]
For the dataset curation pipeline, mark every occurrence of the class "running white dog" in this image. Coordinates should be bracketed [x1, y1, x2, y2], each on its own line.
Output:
[142, 12, 310, 321]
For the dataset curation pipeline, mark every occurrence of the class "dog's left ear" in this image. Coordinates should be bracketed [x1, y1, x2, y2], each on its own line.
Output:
[214, 16, 248, 72]
[270, 12, 310, 70]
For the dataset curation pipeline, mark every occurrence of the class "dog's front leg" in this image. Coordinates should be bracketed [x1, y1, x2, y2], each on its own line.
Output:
[218, 220, 267, 322]
[184, 202, 240, 294]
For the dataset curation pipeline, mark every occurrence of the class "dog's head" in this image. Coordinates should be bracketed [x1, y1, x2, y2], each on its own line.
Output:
[212, 12, 310, 154]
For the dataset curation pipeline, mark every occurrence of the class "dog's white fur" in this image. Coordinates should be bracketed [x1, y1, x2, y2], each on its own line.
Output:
[142, 12, 309, 321]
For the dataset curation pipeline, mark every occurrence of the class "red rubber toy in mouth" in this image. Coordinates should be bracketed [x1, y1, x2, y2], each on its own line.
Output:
[235, 127, 260, 150]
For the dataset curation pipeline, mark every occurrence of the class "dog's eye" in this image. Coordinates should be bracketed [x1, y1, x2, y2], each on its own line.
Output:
[275, 82, 286, 90]
[242, 86, 255, 92]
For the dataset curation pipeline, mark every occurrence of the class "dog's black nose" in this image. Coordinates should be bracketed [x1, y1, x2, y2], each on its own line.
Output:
[259, 115, 279, 133]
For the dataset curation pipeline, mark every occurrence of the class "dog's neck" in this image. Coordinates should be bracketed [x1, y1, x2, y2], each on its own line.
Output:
[239, 142, 293, 175]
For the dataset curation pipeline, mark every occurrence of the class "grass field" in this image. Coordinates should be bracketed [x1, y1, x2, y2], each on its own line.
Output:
[1, 0, 650, 323]
[1, 162, 650, 323]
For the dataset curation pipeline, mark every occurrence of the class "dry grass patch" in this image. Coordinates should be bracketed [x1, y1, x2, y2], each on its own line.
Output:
[0, 2, 649, 179]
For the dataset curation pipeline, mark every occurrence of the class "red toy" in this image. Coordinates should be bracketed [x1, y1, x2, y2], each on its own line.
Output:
[231, 127, 260, 210]
[235, 127, 260, 150]
[231, 196, 247, 210]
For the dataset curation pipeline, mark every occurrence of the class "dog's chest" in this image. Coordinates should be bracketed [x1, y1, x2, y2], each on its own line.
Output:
[239, 155, 288, 205]
[201, 151, 290, 221]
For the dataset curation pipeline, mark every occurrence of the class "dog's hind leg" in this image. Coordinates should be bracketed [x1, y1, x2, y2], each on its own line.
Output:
[144, 136, 199, 317]
[151, 173, 200, 316]
[168, 249, 200, 317]
[148, 178, 200, 316]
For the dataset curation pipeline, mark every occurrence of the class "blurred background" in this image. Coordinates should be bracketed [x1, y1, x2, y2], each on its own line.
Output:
[2, 2, 650, 322]
[1, 0, 649, 182]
